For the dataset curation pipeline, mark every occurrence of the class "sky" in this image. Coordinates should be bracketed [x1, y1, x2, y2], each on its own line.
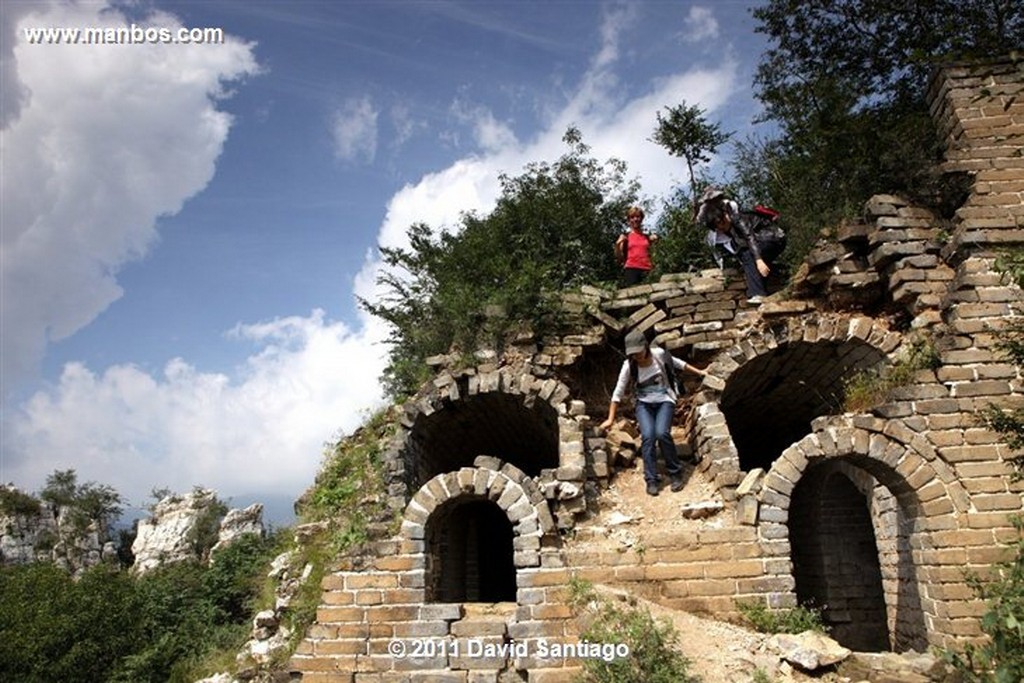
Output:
[1, 0, 771, 525]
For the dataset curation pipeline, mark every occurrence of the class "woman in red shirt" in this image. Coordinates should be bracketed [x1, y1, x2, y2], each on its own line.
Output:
[615, 206, 658, 286]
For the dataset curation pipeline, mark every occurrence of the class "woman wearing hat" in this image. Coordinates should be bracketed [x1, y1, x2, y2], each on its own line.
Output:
[599, 330, 709, 496]
[697, 187, 771, 304]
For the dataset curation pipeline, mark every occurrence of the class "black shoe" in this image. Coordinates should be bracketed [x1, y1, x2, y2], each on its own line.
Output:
[646, 482, 660, 496]
[670, 476, 684, 492]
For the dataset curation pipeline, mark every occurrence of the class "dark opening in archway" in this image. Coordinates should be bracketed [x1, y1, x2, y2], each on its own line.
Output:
[791, 465, 890, 651]
[425, 497, 516, 603]
[407, 392, 559, 487]
[721, 340, 885, 471]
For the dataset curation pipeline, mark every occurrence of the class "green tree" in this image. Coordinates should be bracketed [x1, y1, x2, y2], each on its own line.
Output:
[743, 0, 1023, 266]
[362, 127, 640, 397]
[39, 469, 123, 532]
[651, 102, 731, 209]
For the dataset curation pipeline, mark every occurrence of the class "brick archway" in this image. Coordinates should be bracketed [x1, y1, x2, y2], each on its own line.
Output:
[757, 417, 971, 651]
[692, 313, 905, 481]
[383, 367, 587, 507]
[401, 461, 557, 604]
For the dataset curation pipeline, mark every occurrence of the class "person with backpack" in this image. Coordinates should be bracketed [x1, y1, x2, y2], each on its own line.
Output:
[598, 329, 709, 496]
[614, 206, 658, 286]
[697, 188, 775, 304]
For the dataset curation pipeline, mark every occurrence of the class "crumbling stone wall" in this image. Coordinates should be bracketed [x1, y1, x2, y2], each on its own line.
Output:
[290, 58, 1024, 682]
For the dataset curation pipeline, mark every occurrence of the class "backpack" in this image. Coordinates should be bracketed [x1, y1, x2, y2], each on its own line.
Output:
[629, 349, 681, 395]
[742, 205, 786, 262]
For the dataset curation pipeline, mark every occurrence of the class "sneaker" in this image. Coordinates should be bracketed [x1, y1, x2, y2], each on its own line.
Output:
[746, 295, 764, 305]
[670, 476, 684, 492]
[646, 482, 660, 496]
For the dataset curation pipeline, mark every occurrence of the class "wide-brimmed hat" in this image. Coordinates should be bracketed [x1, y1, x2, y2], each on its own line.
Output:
[700, 187, 725, 204]
[624, 330, 647, 355]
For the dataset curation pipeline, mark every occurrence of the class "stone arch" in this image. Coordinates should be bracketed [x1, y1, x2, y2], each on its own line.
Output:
[757, 420, 970, 651]
[386, 366, 586, 499]
[400, 462, 556, 604]
[693, 313, 905, 476]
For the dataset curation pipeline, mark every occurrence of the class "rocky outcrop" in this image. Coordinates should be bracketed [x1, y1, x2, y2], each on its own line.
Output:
[132, 489, 265, 574]
[0, 484, 118, 574]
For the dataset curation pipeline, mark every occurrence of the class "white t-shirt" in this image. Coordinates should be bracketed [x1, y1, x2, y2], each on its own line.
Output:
[611, 347, 688, 405]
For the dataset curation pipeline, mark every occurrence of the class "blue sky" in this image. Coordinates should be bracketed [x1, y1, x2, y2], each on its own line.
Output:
[1, 0, 770, 523]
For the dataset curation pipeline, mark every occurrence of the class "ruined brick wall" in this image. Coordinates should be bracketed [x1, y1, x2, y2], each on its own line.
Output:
[289, 58, 1024, 682]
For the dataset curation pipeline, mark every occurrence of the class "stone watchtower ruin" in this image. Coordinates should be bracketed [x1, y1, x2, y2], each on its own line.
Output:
[289, 58, 1024, 682]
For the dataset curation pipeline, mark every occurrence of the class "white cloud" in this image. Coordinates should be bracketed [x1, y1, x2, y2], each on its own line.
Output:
[331, 96, 378, 162]
[0, 0, 259, 389]
[5, 310, 387, 512]
[3, 3, 746, 520]
[683, 6, 719, 43]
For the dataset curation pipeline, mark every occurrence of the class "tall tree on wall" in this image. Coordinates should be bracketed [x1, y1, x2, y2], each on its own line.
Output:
[741, 0, 1024, 264]
[650, 102, 732, 210]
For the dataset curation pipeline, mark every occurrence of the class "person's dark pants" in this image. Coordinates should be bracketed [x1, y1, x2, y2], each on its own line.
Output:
[718, 246, 768, 298]
[635, 400, 682, 485]
[623, 267, 648, 286]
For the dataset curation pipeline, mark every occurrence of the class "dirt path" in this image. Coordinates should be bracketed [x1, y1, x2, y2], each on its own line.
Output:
[571, 462, 852, 683]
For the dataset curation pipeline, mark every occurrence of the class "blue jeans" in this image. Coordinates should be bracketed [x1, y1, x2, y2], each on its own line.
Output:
[635, 400, 682, 485]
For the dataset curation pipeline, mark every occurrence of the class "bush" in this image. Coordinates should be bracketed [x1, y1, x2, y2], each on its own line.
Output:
[0, 532, 278, 683]
[735, 599, 827, 635]
[0, 486, 42, 516]
[568, 578, 699, 683]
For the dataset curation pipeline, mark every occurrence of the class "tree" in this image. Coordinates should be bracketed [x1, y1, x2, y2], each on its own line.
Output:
[39, 469, 123, 533]
[742, 0, 1023, 265]
[650, 102, 731, 210]
[362, 127, 640, 397]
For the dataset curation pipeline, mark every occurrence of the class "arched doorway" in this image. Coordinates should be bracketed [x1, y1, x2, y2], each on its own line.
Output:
[790, 462, 891, 651]
[425, 497, 517, 603]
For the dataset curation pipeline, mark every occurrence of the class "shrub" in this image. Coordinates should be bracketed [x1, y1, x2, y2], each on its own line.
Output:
[735, 599, 827, 635]
[0, 486, 42, 516]
[568, 577, 699, 683]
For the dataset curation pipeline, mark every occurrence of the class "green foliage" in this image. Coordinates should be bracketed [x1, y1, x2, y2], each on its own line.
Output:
[39, 469, 123, 533]
[0, 531, 277, 683]
[650, 187, 722, 278]
[843, 338, 940, 413]
[743, 1, 1023, 267]
[943, 516, 1024, 683]
[0, 563, 143, 683]
[568, 577, 699, 683]
[735, 599, 827, 635]
[651, 102, 731, 207]
[362, 127, 639, 398]
[0, 486, 42, 516]
[40, 469, 79, 509]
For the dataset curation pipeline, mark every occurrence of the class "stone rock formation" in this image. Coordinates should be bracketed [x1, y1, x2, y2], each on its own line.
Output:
[132, 488, 265, 574]
[0, 483, 118, 574]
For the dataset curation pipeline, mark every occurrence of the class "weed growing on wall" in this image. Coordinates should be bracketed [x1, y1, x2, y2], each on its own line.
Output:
[843, 338, 940, 413]
[734, 599, 827, 635]
[568, 577, 700, 683]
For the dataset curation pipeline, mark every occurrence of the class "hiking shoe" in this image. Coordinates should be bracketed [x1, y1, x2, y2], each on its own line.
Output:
[670, 476, 684, 492]
[746, 296, 764, 305]
[646, 482, 660, 496]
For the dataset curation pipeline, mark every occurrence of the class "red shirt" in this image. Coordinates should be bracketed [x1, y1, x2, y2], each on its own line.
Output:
[624, 231, 653, 271]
